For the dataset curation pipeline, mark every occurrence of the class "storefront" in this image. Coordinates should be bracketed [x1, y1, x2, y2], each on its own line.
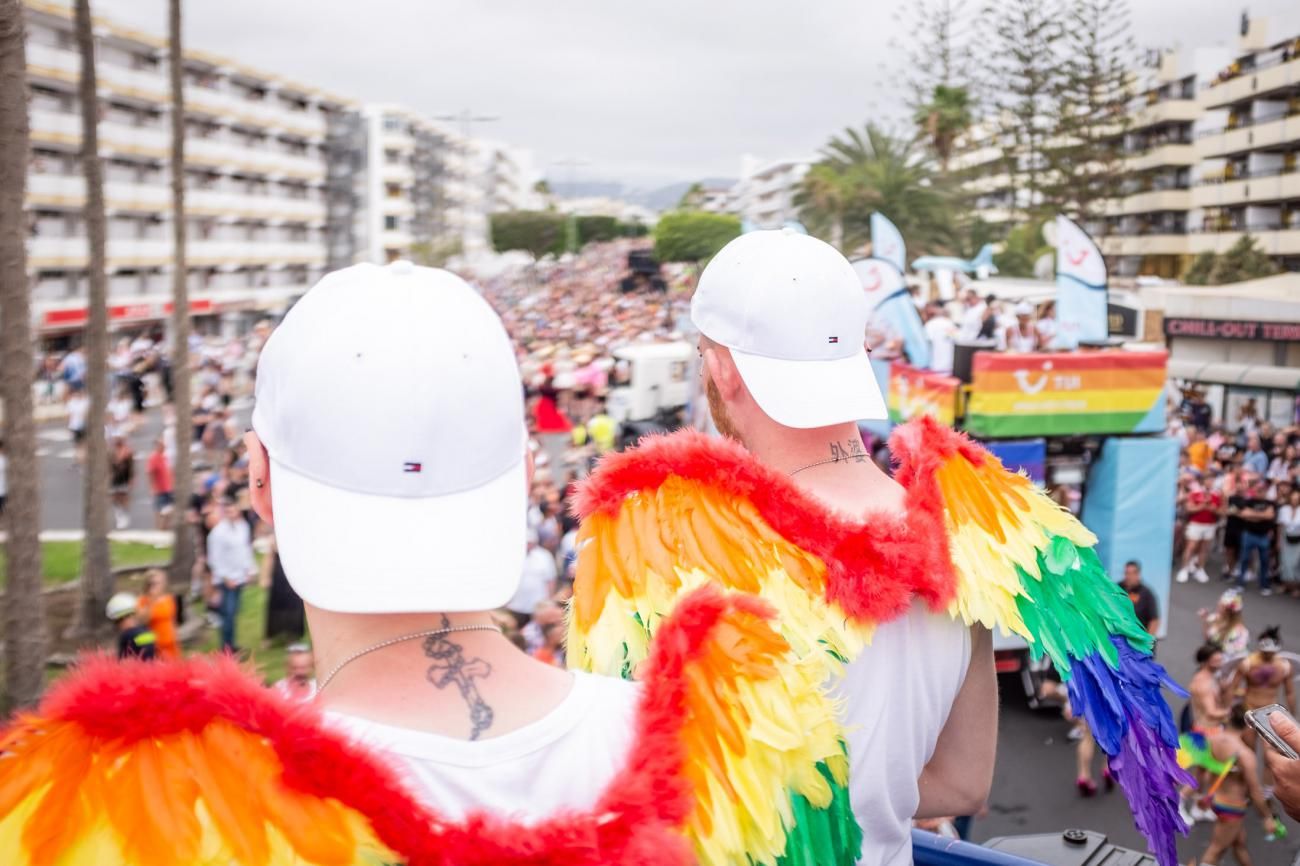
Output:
[1148, 273, 1300, 428]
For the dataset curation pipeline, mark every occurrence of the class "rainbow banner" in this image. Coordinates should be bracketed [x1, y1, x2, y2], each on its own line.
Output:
[888, 362, 960, 427]
[965, 350, 1167, 438]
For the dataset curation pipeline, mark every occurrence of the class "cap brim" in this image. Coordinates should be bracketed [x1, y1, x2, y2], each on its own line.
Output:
[729, 347, 887, 429]
[270, 455, 527, 614]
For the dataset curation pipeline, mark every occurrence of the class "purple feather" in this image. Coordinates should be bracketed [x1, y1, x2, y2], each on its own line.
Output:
[1065, 638, 1193, 866]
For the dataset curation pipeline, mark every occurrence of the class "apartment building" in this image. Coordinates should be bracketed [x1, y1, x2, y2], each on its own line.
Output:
[1191, 27, 1300, 272]
[1097, 47, 1230, 278]
[23, 0, 353, 341]
[731, 156, 811, 229]
[360, 105, 540, 264]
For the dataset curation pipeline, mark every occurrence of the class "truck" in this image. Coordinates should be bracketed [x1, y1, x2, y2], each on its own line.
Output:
[604, 342, 697, 447]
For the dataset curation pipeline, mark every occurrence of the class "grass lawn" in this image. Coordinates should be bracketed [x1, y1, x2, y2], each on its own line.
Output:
[0, 540, 170, 588]
[196, 583, 296, 685]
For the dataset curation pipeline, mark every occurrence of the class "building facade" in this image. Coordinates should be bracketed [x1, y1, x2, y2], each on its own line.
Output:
[731, 156, 811, 229]
[24, 0, 351, 341]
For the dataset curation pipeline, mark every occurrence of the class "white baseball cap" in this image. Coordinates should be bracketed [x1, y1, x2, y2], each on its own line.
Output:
[691, 229, 886, 428]
[252, 261, 528, 614]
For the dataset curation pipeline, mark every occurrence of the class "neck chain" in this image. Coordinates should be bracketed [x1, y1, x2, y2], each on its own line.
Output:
[789, 456, 856, 476]
[317, 623, 502, 692]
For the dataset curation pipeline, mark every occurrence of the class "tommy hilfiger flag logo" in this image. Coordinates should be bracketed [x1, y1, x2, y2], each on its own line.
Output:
[828, 336, 839, 344]
[403, 462, 423, 473]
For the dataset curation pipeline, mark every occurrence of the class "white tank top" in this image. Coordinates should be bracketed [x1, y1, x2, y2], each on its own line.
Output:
[328, 670, 640, 823]
[832, 602, 972, 866]
[1009, 326, 1037, 353]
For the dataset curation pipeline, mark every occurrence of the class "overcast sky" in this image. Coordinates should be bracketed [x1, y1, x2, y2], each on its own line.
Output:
[99, 0, 1300, 191]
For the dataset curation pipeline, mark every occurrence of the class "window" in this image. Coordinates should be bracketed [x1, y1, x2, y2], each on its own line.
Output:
[384, 215, 399, 231]
[385, 183, 402, 199]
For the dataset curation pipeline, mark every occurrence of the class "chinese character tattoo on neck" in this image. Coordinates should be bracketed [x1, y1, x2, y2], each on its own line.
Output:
[829, 439, 868, 464]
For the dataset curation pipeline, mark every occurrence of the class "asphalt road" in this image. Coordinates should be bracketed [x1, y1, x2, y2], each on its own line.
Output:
[34, 400, 251, 532]
[974, 568, 1300, 866]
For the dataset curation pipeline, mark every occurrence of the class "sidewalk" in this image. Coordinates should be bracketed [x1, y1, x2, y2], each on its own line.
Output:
[0, 529, 174, 545]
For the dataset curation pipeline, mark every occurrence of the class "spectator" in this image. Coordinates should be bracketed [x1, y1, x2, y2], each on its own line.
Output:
[1233, 474, 1276, 594]
[977, 295, 1000, 343]
[1004, 302, 1039, 353]
[1279, 488, 1300, 595]
[66, 383, 89, 465]
[957, 289, 986, 341]
[138, 568, 180, 660]
[272, 644, 318, 704]
[1035, 301, 1058, 350]
[106, 592, 157, 660]
[1178, 481, 1221, 584]
[586, 396, 618, 456]
[1120, 560, 1160, 637]
[1187, 427, 1213, 473]
[1242, 434, 1269, 477]
[146, 436, 174, 531]
[923, 301, 958, 374]
[109, 436, 135, 531]
[505, 530, 557, 628]
[206, 497, 256, 652]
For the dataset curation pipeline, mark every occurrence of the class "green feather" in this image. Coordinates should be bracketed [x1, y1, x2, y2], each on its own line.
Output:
[775, 760, 862, 866]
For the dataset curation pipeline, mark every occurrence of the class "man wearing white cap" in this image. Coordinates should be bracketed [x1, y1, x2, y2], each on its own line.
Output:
[570, 229, 998, 865]
[0, 260, 860, 864]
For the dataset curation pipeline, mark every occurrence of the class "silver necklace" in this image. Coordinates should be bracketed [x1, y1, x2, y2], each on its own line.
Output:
[790, 456, 854, 476]
[317, 624, 502, 691]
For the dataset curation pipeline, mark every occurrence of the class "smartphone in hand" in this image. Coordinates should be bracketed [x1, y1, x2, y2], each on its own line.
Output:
[1246, 704, 1300, 760]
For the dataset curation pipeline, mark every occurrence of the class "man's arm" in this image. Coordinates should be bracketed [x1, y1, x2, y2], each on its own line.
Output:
[1191, 678, 1229, 724]
[916, 625, 996, 818]
[1237, 747, 1276, 836]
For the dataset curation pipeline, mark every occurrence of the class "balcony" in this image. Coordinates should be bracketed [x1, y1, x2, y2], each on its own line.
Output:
[186, 137, 324, 180]
[1192, 167, 1300, 208]
[1196, 113, 1300, 158]
[28, 236, 172, 268]
[1189, 225, 1300, 256]
[30, 109, 172, 157]
[186, 188, 325, 223]
[1098, 232, 1190, 256]
[184, 87, 325, 139]
[189, 240, 325, 266]
[1203, 56, 1300, 110]
[1106, 188, 1192, 216]
[1129, 99, 1200, 130]
[26, 43, 170, 103]
[27, 173, 172, 212]
[1125, 143, 1196, 172]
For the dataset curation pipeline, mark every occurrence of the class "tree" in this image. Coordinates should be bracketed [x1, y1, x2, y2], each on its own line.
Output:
[167, 0, 196, 592]
[490, 211, 566, 259]
[980, 0, 1063, 221]
[892, 0, 977, 111]
[677, 182, 706, 210]
[1207, 235, 1279, 285]
[575, 215, 620, 246]
[993, 221, 1053, 277]
[408, 237, 463, 268]
[798, 124, 955, 254]
[652, 211, 741, 263]
[73, 0, 111, 639]
[1048, 0, 1134, 223]
[0, 0, 49, 707]
[1181, 250, 1214, 285]
[913, 84, 974, 173]
[794, 164, 849, 250]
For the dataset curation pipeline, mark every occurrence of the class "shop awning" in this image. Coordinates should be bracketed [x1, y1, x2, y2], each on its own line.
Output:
[1168, 358, 1300, 391]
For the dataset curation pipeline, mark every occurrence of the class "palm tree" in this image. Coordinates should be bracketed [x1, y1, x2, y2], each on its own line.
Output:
[794, 164, 849, 251]
[913, 84, 973, 172]
[167, 0, 195, 591]
[0, 0, 49, 708]
[802, 124, 956, 254]
[73, 0, 112, 639]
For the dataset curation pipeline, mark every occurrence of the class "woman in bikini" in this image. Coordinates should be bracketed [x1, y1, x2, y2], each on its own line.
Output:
[1200, 705, 1276, 866]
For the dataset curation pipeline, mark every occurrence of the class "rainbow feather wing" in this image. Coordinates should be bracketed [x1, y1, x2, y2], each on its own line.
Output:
[570, 476, 864, 866]
[0, 713, 395, 866]
[928, 434, 1192, 866]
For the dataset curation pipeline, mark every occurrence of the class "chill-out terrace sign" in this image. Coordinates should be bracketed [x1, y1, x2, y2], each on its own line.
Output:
[964, 350, 1168, 438]
[1163, 317, 1300, 342]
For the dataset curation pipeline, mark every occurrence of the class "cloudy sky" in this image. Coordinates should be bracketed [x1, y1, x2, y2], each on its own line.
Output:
[99, 0, 1300, 191]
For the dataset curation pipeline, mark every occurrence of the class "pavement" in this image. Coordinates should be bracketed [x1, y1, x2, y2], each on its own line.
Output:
[975, 567, 1300, 865]
[33, 398, 251, 532]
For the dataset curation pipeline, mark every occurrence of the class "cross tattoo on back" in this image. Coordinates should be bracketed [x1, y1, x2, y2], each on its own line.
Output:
[424, 615, 495, 740]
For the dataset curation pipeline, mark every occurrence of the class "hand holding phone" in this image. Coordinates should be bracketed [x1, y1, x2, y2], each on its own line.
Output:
[1247, 704, 1300, 759]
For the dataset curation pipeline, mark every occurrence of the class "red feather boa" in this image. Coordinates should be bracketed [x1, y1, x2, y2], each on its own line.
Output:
[22, 586, 772, 865]
[573, 417, 983, 624]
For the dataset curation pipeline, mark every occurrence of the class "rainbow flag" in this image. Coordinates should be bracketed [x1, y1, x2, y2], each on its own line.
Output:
[965, 350, 1167, 438]
[887, 362, 960, 427]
